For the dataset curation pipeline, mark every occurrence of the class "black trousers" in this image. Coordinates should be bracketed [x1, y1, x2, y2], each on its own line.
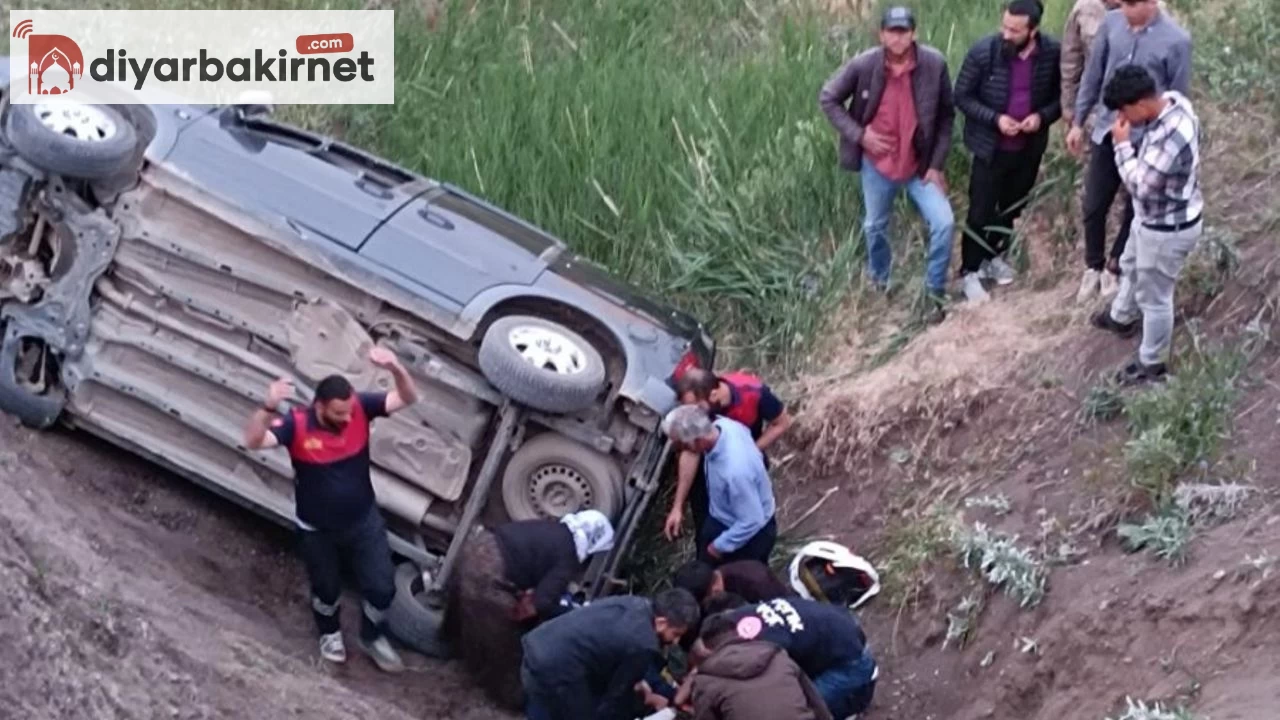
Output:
[696, 515, 778, 566]
[1083, 134, 1136, 271]
[297, 504, 396, 642]
[962, 148, 1044, 274]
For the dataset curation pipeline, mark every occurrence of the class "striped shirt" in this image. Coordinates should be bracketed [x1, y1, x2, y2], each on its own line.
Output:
[1113, 91, 1202, 228]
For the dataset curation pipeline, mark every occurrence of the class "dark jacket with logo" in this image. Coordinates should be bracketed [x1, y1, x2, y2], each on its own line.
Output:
[954, 32, 1063, 162]
[727, 597, 871, 680]
[521, 595, 660, 720]
[818, 43, 956, 178]
[692, 640, 833, 720]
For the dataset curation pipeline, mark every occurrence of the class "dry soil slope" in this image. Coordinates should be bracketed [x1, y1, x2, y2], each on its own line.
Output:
[0, 420, 508, 720]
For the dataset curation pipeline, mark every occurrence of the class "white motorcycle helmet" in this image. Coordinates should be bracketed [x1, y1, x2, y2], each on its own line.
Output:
[789, 541, 881, 610]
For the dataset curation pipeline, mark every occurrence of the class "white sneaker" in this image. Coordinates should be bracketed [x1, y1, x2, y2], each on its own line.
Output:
[319, 631, 347, 664]
[1099, 270, 1119, 297]
[1075, 269, 1101, 304]
[359, 635, 405, 674]
[986, 256, 1015, 285]
[962, 273, 990, 303]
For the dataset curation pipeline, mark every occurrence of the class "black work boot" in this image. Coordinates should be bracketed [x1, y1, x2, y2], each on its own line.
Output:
[1090, 309, 1140, 339]
[1116, 359, 1168, 386]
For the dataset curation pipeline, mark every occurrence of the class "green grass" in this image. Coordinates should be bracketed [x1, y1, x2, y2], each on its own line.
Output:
[1171, 0, 1280, 106]
[1080, 381, 1125, 424]
[1122, 341, 1247, 503]
[875, 503, 955, 605]
[326, 0, 1073, 370]
[5, 0, 1068, 370]
[1115, 328, 1263, 564]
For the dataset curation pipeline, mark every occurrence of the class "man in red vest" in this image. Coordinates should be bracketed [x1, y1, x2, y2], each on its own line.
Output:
[243, 346, 419, 672]
[665, 368, 793, 544]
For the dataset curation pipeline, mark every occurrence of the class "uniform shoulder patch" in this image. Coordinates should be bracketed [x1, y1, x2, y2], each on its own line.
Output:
[735, 615, 763, 640]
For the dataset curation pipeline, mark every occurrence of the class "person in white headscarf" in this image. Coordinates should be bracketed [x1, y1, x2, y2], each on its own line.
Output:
[441, 509, 616, 711]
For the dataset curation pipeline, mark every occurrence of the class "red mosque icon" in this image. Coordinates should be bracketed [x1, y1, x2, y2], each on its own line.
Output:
[24, 32, 87, 96]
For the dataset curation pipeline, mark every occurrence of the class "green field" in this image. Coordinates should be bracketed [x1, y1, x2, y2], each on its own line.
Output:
[7, 0, 1275, 368]
[334, 0, 1071, 370]
[7, 0, 1070, 370]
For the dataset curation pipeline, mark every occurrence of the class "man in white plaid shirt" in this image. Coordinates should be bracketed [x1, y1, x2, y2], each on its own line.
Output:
[1090, 64, 1202, 384]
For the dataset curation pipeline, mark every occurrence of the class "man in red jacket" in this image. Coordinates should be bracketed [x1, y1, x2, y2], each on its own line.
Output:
[665, 368, 792, 545]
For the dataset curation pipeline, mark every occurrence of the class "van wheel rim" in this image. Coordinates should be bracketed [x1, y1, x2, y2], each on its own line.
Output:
[508, 325, 588, 376]
[33, 103, 118, 142]
[528, 463, 593, 517]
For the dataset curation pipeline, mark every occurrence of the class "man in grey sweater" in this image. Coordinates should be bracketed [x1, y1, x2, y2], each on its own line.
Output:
[1065, 0, 1191, 304]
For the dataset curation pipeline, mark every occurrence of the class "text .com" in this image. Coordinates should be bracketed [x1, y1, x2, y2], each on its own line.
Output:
[88, 47, 376, 91]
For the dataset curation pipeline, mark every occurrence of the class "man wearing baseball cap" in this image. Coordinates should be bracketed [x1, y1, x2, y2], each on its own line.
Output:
[819, 6, 957, 322]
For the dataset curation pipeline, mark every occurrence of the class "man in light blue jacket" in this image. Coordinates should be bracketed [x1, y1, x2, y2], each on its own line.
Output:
[663, 405, 778, 566]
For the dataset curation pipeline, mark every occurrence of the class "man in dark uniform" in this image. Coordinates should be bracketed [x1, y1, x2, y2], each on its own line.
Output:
[665, 368, 792, 543]
[242, 346, 419, 671]
[520, 589, 702, 720]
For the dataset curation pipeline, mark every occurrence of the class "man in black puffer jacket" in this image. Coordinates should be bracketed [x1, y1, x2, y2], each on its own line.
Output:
[953, 0, 1062, 303]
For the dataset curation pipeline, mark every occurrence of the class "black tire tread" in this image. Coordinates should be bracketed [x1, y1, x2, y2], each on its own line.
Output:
[386, 562, 451, 658]
[3, 103, 139, 180]
[478, 315, 606, 415]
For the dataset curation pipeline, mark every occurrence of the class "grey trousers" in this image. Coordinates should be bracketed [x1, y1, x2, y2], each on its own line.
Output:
[1108, 218, 1203, 365]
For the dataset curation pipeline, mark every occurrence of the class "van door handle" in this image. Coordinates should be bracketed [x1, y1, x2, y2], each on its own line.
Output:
[354, 173, 393, 200]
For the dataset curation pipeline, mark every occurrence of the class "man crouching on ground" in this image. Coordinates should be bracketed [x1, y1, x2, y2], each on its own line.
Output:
[689, 612, 833, 720]
[1089, 63, 1203, 385]
[443, 510, 615, 710]
[243, 346, 419, 671]
[520, 588, 701, 720]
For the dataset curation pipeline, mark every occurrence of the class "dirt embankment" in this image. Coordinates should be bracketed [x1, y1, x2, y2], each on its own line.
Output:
[0, 422, 509, 720]
[777, 280, 1280, 719]
[771, 102, 1280, 720]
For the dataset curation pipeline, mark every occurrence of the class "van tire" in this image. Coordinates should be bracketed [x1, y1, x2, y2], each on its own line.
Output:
[501, 433, 623, 521]
[385, 562, 452, 659]
[3, 102, 139, 180]
[478, 315, 606, 415]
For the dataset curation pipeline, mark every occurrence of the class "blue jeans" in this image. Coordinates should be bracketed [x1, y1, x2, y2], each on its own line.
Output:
[813, 651, 878, 719]
[860, 162, 956, 294]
